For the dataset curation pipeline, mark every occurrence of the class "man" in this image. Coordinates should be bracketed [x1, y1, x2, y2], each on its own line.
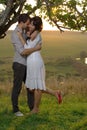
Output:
[11, 13, 41, 116]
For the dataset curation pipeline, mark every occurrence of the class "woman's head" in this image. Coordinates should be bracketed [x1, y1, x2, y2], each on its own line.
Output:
[29, 16, 43, 33]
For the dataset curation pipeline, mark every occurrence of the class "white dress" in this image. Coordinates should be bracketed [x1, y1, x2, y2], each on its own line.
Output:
[24, 33, 46, 90]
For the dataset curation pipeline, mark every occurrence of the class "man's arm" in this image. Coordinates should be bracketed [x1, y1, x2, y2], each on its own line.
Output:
[17, 32, 26, 45]
[12, 29, 41, 56]
[21, 44, 41, 56]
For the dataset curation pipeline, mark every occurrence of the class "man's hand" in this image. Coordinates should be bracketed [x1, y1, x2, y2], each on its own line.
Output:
[35, 44, 42, 51]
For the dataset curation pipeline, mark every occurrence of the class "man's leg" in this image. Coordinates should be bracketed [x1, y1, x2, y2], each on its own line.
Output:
[26, 89, 34, 111]
[23, 67, 34, 111]
[11, 62, 26, 113]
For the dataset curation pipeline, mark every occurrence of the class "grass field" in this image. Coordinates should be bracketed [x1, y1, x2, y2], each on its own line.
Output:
[0, 31, 87, 80]
[0, 31, 87, 130]
[42, 31, 87, 58]
[0, 30, 87, 58]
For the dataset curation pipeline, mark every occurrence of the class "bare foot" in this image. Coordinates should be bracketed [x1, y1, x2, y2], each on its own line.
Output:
[30, 108, 39, 114]
[55, 91, 62, 104]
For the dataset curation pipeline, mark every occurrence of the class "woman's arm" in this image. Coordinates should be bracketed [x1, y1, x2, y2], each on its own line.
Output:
[30, 31, 39, 41]
[17, 32, 26, 45]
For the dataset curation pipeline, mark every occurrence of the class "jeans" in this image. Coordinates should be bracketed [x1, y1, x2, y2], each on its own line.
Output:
[11, 62, 34, 113]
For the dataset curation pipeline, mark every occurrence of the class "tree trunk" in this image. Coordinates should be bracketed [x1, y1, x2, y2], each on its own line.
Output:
[0, 0, 26, 38]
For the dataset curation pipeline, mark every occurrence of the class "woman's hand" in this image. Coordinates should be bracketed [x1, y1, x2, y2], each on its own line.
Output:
[35, 44, 42, 51]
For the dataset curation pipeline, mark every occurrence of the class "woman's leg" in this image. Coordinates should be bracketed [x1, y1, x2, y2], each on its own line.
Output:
[30, 88, 62, 114]
[42, 88, 62, 104]
[31, 89, 42, 113]
[42, 88, 55, 95]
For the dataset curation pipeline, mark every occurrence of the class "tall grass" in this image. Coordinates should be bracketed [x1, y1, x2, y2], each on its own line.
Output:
[0, 78, 87, 130]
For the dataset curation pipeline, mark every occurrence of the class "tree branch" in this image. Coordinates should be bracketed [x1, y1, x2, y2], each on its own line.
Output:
[43, 0, 65, 32]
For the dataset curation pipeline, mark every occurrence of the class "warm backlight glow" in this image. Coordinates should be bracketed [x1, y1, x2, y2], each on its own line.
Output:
[52, 7, 57, 14]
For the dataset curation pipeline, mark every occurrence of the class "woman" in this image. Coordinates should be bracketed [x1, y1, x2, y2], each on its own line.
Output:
[18, 16, 62, 114]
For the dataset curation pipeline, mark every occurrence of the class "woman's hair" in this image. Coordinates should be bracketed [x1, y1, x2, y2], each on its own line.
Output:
[31, 16, 43, 32]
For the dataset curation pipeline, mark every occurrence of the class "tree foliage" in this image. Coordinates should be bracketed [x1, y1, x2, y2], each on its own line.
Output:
[0, 0, 87, 38]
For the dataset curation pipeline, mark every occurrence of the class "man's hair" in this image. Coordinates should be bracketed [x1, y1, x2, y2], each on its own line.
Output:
[18, 13, 30, 23]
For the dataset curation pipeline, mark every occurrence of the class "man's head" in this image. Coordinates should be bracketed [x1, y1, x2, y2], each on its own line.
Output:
[18, 13, 30, 29]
